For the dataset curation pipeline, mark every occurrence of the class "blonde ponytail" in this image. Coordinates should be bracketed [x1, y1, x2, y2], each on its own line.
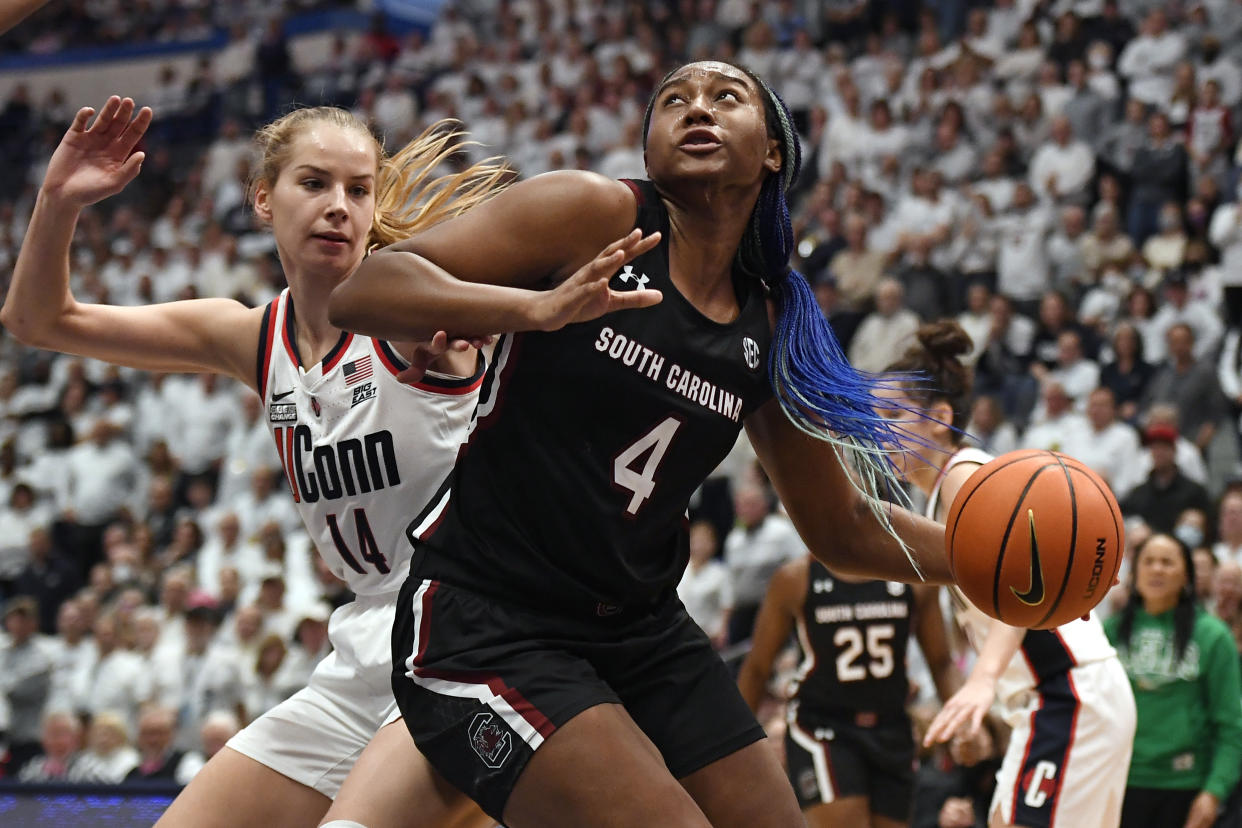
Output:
[369, 120, 512, 250]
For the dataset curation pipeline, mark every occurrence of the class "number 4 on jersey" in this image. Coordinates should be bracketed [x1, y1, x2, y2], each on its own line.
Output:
[613, 416, 682, 515]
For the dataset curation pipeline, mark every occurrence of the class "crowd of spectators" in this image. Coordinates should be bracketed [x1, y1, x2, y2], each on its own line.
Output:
[0, 0, 355, 56]
[6, 0, 1242, 821]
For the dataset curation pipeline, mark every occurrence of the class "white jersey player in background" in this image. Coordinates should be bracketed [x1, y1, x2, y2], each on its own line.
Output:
[875, 321, 1136, 828]
[2, 97, 504, 827]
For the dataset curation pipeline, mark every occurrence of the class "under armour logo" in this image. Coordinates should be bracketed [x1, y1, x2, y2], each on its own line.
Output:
[618, 265, 649, 290]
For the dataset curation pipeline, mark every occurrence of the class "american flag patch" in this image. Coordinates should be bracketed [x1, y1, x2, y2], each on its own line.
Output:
[342, 356, 373, 386]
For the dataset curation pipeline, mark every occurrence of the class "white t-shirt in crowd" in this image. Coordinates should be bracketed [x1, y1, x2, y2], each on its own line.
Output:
[678, 560, 734, 641]
[724, 514, 806, 608]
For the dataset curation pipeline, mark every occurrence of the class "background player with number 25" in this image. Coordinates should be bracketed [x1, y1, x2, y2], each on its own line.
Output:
[738, 554, 961, 827]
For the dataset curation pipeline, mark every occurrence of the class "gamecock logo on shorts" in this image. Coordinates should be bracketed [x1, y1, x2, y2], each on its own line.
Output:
[469, 712, 513, 769]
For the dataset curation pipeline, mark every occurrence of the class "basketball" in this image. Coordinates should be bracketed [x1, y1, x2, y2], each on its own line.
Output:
[945, 449, 1124, 629]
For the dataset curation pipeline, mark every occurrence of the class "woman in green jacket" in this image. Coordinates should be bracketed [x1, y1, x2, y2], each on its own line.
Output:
[1105, 533, 1242, 828]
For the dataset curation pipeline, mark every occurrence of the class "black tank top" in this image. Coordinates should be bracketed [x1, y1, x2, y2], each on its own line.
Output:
[409, 179, 774, 611]
[791, 560, 914, 721]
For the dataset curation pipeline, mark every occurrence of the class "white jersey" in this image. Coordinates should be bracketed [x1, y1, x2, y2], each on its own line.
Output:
[258, 289, 482, 596]
[926, 447, 1117, 711]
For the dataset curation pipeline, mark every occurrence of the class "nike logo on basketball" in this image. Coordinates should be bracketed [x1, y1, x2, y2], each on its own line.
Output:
[1012, 509, 1046, 606]
[272, 389, 295, 401]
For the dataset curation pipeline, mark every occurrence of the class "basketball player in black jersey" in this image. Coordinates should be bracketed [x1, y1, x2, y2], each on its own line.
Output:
[739, 554, 960, 827]
[327, 61, 962, 828]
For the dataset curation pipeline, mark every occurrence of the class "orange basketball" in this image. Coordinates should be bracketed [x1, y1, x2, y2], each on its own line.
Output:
[944, 449, 1124, 629]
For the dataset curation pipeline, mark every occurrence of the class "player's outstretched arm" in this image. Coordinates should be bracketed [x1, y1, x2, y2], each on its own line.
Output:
[736, 557, 804, 712]
[923, 618, 1023, 747]
[329, 171, 660, 341]
[745, 399, 953, 586]
[1, 97, 262, 385]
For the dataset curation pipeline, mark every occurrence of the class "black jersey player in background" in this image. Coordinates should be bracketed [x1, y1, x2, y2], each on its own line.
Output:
[325, 61, 962, 828]
[738, 555, 960, 827]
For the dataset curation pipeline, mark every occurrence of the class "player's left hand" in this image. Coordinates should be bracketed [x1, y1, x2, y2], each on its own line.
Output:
[533, 229, 662, 331]
[1183, 791, 1219, 828]
[923, 677, 993, 747]
[395, 331, 493, 383]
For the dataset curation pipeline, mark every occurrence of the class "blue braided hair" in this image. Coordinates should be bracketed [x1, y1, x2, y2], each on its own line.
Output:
[643, 62, 931, 573]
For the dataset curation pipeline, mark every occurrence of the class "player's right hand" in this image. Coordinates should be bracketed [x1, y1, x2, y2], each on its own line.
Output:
[395, 331, 494, 383]
[43, 96, 152, 208]
[533, 229, 662, 331]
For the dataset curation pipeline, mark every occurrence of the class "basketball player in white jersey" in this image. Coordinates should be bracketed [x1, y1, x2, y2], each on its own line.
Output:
[2, 97, 508, 827]
[876, 321, 1136, 828]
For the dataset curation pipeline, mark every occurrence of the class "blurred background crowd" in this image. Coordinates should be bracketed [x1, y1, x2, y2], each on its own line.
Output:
[5, 0, 1242, 822]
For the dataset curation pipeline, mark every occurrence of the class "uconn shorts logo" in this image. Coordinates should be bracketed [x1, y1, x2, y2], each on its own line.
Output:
[469, 712, 513, 769]
[742, 337, 761, 371]
[1022, 760, 1058, 808]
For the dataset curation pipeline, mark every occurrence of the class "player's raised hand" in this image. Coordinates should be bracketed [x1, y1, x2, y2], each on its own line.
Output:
[533, 229, 662, 331]
[42, 96, 152, 208]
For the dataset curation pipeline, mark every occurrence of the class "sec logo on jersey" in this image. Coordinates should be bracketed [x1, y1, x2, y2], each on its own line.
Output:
[742, 336, 761, 371]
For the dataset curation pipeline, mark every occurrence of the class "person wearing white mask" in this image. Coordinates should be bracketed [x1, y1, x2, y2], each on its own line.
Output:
[1086, 40, 1121, 101]
[1172, 508, 1209, 553]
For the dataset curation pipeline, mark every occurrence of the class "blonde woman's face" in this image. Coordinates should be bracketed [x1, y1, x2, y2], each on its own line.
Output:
[255, 123, 378, 282]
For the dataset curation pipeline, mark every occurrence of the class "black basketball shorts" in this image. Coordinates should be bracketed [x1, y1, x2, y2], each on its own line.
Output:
[784, 711, 914, 820]
[391, 576, 767, 821]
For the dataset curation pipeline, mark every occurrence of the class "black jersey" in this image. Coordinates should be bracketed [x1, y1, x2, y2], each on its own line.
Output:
[409, 179, 774, 611]
[791, 560, 914, 720]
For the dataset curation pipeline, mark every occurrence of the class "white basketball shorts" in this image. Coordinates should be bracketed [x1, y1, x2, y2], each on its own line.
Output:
[991, 656, 1135, 828]
[227, 591, 399, 798]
